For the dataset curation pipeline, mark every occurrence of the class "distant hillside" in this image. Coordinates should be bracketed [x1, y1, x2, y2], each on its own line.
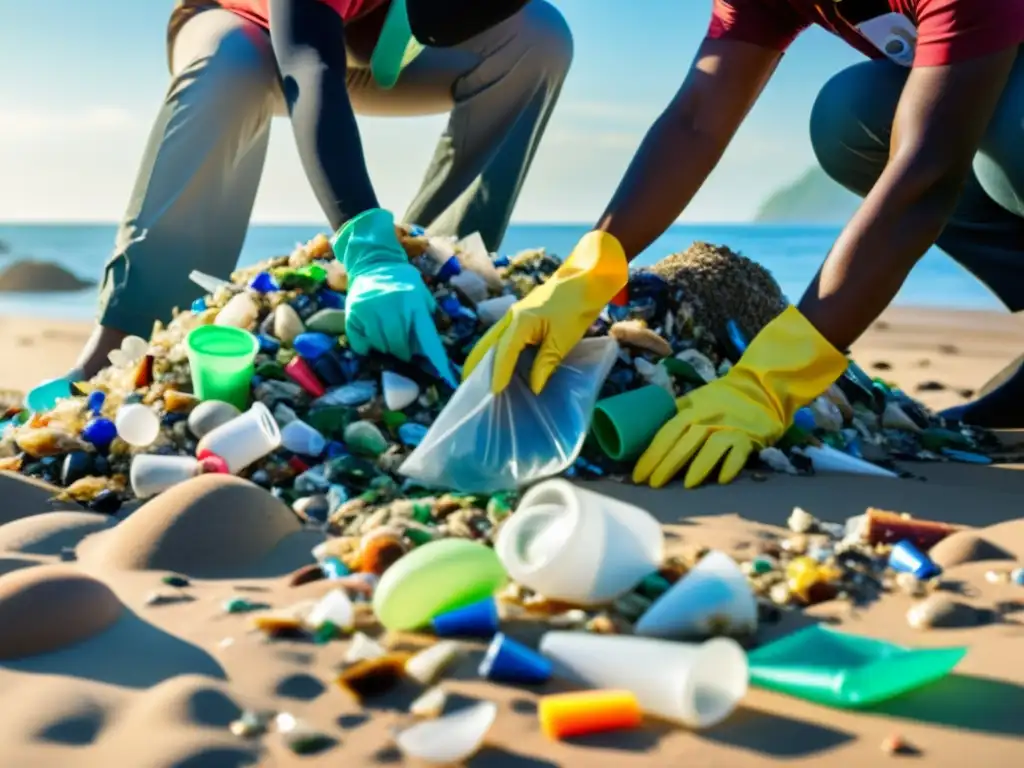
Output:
[755, 167, 861, 224]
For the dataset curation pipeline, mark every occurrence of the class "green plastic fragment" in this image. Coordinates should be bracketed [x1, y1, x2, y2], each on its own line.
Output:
[412, 503, 432, 524]
[748, 624, 966, 708]
[662, 357, 707, 385]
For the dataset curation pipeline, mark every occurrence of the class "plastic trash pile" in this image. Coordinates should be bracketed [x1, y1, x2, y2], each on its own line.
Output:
[0, 227, 1001, 522]
[221, 480, 971, 759]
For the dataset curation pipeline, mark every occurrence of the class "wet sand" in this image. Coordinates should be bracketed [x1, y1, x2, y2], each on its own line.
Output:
[0, 307, 1021, 767]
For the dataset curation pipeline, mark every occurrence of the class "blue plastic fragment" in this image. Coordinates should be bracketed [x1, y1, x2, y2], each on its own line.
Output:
[248, 272, 279, 293]
[316, 289, 345, 309]
[293, 332, 335, 361]
[793, 407, 816, 432]
[191, 298, 207, 313]
[940, 448, 992, 465]
[257, 334, 281, 354]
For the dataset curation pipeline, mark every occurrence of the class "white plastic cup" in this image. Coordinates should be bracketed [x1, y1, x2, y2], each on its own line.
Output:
[494, 479, 663, 606]
[797, 444, 899, 478]
[130, 454, 200, 498]
[539, 632, 748, 729]
[196, 402, 281, 473]
[280, 419, 327, 457]
[115, 403, 161, 447]
[635, 550, 757, 639]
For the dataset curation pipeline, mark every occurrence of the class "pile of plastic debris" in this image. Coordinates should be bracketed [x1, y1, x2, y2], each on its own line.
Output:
[0, 227, 1001, 525]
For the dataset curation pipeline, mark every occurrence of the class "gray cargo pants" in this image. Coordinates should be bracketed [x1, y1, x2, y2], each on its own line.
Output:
[98, 2, 572, 337]
[810, 54, 1024, 310]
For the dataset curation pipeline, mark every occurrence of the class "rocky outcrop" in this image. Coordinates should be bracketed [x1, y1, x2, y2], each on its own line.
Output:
[0, 260, 95, 292]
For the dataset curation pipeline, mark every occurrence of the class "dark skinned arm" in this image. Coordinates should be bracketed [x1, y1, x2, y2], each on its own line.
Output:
[595, 38, 783, 261]
[269, 0, 379, 231]
[797, 48, 1018, 351]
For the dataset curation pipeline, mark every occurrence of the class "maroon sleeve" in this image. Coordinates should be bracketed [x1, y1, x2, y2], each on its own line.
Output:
[706, 0, 809, 52]
[912, 0, 1024, 67]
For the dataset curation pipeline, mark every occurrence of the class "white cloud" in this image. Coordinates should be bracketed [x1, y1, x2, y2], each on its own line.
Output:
[0, 106, 138, 140]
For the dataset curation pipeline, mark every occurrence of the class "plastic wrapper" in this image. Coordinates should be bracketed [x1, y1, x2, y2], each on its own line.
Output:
[399, 338, 619, 493]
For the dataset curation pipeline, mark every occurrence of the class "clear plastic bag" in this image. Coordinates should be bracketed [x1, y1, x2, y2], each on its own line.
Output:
[399, 338, 620, 494]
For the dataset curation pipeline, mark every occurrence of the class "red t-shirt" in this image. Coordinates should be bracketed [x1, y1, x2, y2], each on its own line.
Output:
[217, 0, 388, 27]
[708, 0, 1024, 67]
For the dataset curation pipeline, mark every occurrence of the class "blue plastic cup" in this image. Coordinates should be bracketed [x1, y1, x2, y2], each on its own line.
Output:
[889, 540, 942, 580]
[431, 597, 499, 638]
[478, 633, 552, 684]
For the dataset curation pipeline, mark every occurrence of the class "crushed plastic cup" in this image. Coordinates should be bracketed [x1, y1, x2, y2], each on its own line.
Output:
[889, 540, 942, 580]
[539, 632, 748, 729]
[372, 539, 508, 631]
[186, 325, 259, 409]
[25, 377, 72, 413]
[591, 385, 678, 461]
[795, 444, 899, 478]
[115, 403, 160, 447]
[196, 402, 281, 474]
[399, 338, 620, 494]
[747, 624, 967, 708]
[394, 701, 497, 765]
[495, 478, 663, 605]
[539, 690, 643, 740]
[635, 550, 757, 638]
[130, 454, 200, 498]
[479, 633, 552, 684]
[431, 597, 499, 638]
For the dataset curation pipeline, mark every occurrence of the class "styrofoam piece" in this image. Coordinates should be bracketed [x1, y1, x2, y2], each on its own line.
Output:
[635, 550, 757, 638]
[539, 632, 748, 728]
[495, 479, 663, 605]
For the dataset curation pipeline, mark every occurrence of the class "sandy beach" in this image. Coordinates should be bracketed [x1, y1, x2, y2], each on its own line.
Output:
[0, 306, 1022, 767]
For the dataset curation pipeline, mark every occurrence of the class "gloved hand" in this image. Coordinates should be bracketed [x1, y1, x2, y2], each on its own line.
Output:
[633, 306, 848, 489]
[463, 231, 628, 394]
[333, 208, 455, 386]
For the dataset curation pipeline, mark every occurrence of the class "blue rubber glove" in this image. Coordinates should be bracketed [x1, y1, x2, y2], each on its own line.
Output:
[333, 208, 455, 387]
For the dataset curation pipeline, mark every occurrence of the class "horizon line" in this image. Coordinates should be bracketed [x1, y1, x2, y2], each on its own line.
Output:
[0, 219, 845, 228]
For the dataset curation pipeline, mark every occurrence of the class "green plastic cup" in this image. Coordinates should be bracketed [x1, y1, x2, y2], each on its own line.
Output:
[186, 325, 259, 410]
[591, 385, 678, 461]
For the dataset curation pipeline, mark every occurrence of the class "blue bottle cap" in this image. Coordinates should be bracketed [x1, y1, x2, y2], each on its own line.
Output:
[478, 633, 552, 684]
[436, 256, 462, 282]
[431, 597, 499, 639]
[86, 390, 106, 415]
[889, 540, 942, 580]
[81, 417, 117, 450]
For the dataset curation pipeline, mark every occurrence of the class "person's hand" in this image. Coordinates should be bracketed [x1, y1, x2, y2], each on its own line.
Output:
[633, 306, 848, 489]
[462, 231, 628, 394]
[334, 208, 455, 387]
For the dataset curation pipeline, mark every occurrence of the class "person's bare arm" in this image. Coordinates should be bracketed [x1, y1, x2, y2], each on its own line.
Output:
[596, 38, 783, 260]
[798, 48, 1018, 350]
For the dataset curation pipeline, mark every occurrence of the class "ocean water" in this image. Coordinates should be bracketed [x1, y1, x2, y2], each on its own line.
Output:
[0, 222, 1002, 322]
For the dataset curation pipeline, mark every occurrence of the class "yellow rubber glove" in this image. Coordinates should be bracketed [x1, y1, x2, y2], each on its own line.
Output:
[463, 231, 628, 394]
[633, 306, 848, 489]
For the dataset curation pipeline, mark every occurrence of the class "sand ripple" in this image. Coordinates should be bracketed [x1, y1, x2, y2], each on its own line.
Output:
[0, 566, 123, 660]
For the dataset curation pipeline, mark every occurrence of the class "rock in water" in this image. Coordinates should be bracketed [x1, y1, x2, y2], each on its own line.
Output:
[0, 260, 95, 292]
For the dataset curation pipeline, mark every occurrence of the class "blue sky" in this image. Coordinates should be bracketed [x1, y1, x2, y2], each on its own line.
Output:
[0, 1, 864, 223]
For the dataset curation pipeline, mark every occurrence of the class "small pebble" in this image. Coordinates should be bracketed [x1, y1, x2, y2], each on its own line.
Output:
[162, 575, 190, 588]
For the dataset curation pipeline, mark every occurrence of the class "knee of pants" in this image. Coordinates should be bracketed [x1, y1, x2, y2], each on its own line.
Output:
[507, 0, 574, 80]
[809, 60, 900, 192]
[973, 79, 1024, 218]
[171, 13, 279, 108]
